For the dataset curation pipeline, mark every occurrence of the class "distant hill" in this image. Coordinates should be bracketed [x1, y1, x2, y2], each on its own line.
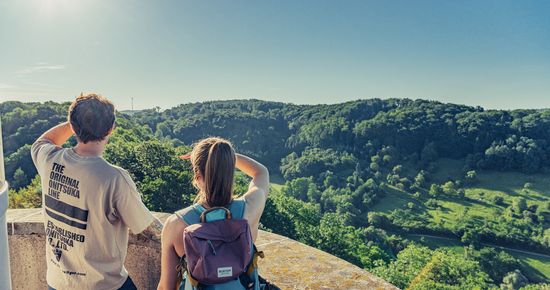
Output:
[119, 109, 143, 115]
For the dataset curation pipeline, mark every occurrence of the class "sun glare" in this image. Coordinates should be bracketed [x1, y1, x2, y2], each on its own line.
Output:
[37, 0, 81, 16]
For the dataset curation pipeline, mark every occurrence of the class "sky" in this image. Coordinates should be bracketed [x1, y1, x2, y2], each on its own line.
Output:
[0, 0, 549, 110]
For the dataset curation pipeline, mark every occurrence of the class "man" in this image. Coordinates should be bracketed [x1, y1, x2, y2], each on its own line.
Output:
[31, 93, 163, 290]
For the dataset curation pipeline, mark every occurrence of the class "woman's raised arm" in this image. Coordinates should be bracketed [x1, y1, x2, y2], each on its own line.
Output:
[235, 153, 269, 197]
[236, 153, 269, 241]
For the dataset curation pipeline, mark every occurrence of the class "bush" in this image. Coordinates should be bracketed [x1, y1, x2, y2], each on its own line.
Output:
[492, 195, 505, 206]
[464, 170, 477, 184]
[426, 198, 438, 208]
[501, 270, 528, 290]
[8, 175, 42, 208]
[429, 184, 442, 197]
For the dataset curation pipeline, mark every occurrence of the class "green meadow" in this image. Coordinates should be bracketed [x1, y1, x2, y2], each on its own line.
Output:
[362, 158, 550, 281]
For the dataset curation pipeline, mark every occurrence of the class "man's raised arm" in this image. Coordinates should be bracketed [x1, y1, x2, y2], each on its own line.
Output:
[38, 121, 73, 146]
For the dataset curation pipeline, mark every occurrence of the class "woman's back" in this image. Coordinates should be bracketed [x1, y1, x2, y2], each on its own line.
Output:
[157, 137, 269, 290]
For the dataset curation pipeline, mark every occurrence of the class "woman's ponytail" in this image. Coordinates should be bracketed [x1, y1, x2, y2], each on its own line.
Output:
[202, 140, 236, 207]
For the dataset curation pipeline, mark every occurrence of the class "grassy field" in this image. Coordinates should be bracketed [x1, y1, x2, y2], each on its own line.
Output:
[269, 173, 285, 194]
[432, 158, 549, 230]
[408, 234, 550, 282]
[373, 158, 550, 225]
[370, 158, 550, 282]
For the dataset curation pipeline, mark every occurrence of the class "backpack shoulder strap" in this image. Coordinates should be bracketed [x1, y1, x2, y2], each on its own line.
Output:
[175, 199, 245, 224]
[175, 204, 205, 225]
[229, 199, 246, 220]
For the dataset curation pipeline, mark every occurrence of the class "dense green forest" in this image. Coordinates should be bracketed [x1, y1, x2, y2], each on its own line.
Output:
[2, 99, 550, 289]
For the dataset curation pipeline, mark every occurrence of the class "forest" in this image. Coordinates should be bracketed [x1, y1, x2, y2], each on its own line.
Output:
[2, 98, 550, 289]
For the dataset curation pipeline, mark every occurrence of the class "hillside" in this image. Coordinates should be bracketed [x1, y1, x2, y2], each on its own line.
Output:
[370, 158, 550, 283]
[2, 98, 550, 289]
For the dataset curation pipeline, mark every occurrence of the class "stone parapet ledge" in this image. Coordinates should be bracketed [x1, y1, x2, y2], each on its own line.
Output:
[7, 208, 397, 290]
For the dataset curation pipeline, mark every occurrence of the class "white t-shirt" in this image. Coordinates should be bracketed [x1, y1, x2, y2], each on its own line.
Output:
[31, 138, 154, 290]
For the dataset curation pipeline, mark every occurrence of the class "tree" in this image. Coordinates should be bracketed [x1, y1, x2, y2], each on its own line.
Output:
[429, 184, 442, 197]
[12, 167, 28, 190]
[356, 178, 382, 207]
[281, 177, 315, 201]
[512, 197, 528, 214]
[426, 198, 438, 208]
[317, 212, 391, 269]
[413, 170, 427, 190]
[259, 194, 297, 239]
[376, 245, 493, 290]
[461, 230, 480, 249]
[105, 139, 194, 212]
[442, 181, 456, 196]
[464, 170, 477, 185]
[5, 144, 36, 189]
[392, 165, 403, 175]
[280, 148, 357, 180]
[386, 173, 400, 186]
[500, 270, 528, 290]
[372, 244, 434, 289]
[469, 247, 520, 284]
[492, 195, 505, 206]
[367, 212, 389, 228]
[8, 175, 42, 208]
[420, 142, 438, 167]
[408, 250, 491, 290]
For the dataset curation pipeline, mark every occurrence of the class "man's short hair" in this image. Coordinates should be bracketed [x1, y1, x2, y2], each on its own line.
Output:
[68, 93, 115, 144]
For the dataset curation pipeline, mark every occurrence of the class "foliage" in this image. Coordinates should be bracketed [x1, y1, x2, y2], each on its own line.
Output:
[468, 247, 521, 284]
[4, 99, 550, 287]
[501, 270, 529, 290]
[375, 244, 493, 289]
[280, 147, 357, 180]
[8, 175, 42, 208]
[372, 244, 433, 289]
[104, 129, 194, 212]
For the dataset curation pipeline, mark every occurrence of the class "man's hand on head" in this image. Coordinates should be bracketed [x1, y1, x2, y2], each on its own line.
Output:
[39, 122, 74, 146]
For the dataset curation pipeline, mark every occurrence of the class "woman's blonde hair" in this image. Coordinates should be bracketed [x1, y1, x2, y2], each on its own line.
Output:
[190, 137, 236, 207]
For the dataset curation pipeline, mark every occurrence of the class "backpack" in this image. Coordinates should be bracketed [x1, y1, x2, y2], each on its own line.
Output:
[175, 200, 264, 290]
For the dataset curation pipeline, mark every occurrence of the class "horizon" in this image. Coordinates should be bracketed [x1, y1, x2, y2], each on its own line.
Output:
[3, 96, 550, 112]
[1, 0, 550, 110]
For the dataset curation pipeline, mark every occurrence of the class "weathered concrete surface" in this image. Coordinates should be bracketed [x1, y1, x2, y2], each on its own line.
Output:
[7, 208, 397, 290]
[254, 231, 395, 290]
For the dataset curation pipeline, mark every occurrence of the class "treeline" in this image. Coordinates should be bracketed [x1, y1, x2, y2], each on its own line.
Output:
[1, 101, 68, 189]
[127, 99, 550, 250]
[5, 99, 550, 190]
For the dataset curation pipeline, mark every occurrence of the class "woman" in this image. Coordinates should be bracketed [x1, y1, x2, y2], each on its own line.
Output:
[157, 137, 269, 290]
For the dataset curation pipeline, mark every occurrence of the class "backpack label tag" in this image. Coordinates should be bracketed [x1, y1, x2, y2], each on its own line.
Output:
[217, 267, 232, 278]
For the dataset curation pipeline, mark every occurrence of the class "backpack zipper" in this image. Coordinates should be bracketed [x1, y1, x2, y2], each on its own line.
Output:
[207, 240, 217, 255]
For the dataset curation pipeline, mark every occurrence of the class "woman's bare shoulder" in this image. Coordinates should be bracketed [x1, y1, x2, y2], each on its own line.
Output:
[163, 214, 187, 237]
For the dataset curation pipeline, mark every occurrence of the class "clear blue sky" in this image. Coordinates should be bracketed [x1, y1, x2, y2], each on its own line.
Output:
[0, 0, 549, 110]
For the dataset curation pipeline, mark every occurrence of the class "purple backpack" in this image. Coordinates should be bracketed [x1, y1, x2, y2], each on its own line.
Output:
[176, 201, 262, 290]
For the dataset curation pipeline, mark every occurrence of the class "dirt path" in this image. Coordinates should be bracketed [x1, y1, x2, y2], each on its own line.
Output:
[408, 234, 550, 259]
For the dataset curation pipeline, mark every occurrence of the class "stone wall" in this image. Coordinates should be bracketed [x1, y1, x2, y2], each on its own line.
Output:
[6, 208, 397, 290]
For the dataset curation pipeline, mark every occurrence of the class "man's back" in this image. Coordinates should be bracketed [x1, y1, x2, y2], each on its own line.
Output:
[32, 138, 154, 289]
